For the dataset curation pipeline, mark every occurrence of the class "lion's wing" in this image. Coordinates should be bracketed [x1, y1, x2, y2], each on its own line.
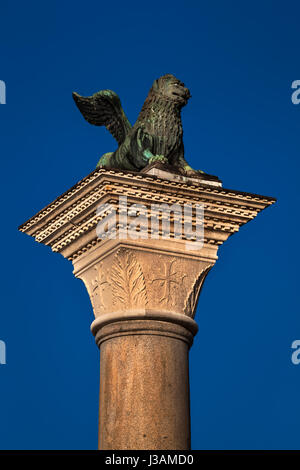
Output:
[72, 90, 132, 146]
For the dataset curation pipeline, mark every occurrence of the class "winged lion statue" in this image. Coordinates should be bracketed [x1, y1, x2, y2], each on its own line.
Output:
[73, 74, 204, 176]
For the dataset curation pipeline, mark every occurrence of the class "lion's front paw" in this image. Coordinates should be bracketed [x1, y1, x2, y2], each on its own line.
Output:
[148, 154, 168, 165]
[185, 169, 205, 177]
[179, 164, 205, 177]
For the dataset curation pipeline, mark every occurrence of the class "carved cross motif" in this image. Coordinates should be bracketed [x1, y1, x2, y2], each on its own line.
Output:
[150, 258, 185, 305]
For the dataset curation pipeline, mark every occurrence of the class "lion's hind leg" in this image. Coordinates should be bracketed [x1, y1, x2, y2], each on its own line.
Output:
[96, 152, 115, 169]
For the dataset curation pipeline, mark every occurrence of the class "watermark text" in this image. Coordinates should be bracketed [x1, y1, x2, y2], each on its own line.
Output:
[0, 340, 6, 365]
[291, 340, 300, 365]
[96, 196, 204, 251]
[0, 80, 6, 104]
[291, 80, 300, 105]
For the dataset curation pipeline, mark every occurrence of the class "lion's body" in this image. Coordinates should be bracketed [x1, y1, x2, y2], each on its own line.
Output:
[135, 93, 183, 161]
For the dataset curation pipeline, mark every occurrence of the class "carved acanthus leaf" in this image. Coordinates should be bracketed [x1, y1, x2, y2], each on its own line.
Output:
[184, 266, 212, 317]
[110, 249, 148, 308]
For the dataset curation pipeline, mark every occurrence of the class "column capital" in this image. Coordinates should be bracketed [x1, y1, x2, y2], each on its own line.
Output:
[77, 245, 213, 321]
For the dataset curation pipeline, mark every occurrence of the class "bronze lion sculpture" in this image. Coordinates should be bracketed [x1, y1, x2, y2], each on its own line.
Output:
[73, 74, 204, 176]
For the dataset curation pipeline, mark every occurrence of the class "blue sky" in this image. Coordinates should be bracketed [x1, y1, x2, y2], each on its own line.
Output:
[0, 0, 299, 449]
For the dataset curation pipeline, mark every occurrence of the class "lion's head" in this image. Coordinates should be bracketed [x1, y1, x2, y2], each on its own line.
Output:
[151, 74, 191, 107]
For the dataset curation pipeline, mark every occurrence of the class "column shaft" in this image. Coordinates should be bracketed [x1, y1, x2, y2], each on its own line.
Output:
[93, 318, 195, 450]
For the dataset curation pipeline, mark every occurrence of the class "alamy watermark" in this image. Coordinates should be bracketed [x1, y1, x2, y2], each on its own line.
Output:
[0, 80, 6, 104]
[0, 340, 6, 365]
[96, 196, 204, 250]
[291, 80, 300, 105]
[291, 340, 300, 365]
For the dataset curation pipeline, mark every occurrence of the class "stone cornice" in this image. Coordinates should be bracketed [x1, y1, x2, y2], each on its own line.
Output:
[19, 168, 276, 261]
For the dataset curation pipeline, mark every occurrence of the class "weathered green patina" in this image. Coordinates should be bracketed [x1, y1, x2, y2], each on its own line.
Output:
[73, 74, 204, 176]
